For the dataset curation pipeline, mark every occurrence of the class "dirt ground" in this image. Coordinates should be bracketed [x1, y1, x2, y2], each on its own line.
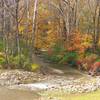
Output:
[0, 87, 40, 100]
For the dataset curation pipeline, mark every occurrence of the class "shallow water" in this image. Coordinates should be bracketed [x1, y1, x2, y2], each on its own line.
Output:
[9, 82, 57, 91]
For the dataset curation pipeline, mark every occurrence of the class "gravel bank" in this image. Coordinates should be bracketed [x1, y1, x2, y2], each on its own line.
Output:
[0, 69, 47, 86]
[0, 69, 100, 94]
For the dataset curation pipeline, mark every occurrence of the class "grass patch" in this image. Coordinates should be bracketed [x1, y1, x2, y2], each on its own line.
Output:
[40, 90, 100, 100]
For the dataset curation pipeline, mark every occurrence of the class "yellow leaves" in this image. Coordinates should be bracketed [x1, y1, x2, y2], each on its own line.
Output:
[81, 34, 92, 48]
[0, 52, 5, 58]
[18, 26, 25, 33]
[47, 30, 52, 34]
[31, 63, 40, 71]
[34, 31, 58, 49]
[98, 40, 100, 45]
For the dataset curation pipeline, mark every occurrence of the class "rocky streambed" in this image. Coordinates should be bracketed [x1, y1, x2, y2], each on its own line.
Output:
[11, 76, 100, 94]
[0, 69, 100, 94]
[0, 69, 47, 86]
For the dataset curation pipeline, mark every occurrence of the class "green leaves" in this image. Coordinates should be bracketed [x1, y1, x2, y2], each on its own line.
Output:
[0, 57, 6, 65]
[59, 51, 78, 64]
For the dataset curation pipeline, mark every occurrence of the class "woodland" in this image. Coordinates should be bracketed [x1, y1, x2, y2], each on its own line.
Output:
[0, 0, 100, 100]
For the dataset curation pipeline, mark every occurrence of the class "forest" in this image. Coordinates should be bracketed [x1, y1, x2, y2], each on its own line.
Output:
[0, 0, 100, 100]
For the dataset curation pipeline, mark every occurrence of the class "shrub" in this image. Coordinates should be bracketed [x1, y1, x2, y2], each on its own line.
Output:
[23, 59, 40, 71]
[82, 54, 99, 70]
[0, 39, 4, 52]
[59, 51, 78, 66]
[44, 42, 66, 63]
[9, 54, 28, 69]
[9, 54, 40, 71]
[0, 53, 6, 68]
[96, 59, 100, 62]
[23, 58, 31, 70]
[45, 42, 79, 65]
[0, 57, 6, 65]
[65, 32, 91, 53]
[48, 55, 62, 62]
[52, 43, 65, 55]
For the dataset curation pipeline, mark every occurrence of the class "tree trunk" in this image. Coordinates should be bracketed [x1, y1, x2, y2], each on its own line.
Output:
[30, 0, 38, 62]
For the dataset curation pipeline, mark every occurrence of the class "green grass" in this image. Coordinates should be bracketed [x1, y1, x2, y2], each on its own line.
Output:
[41, 90, 100, 100]
[0, 38, 3, 52]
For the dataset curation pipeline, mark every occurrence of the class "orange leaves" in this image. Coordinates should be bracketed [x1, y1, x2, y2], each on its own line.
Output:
[66, 32, 82, 52]
[66, 32, 92, 53]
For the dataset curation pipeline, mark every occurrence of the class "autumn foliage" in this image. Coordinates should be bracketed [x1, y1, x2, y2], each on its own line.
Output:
[62, 31, 92, 54]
